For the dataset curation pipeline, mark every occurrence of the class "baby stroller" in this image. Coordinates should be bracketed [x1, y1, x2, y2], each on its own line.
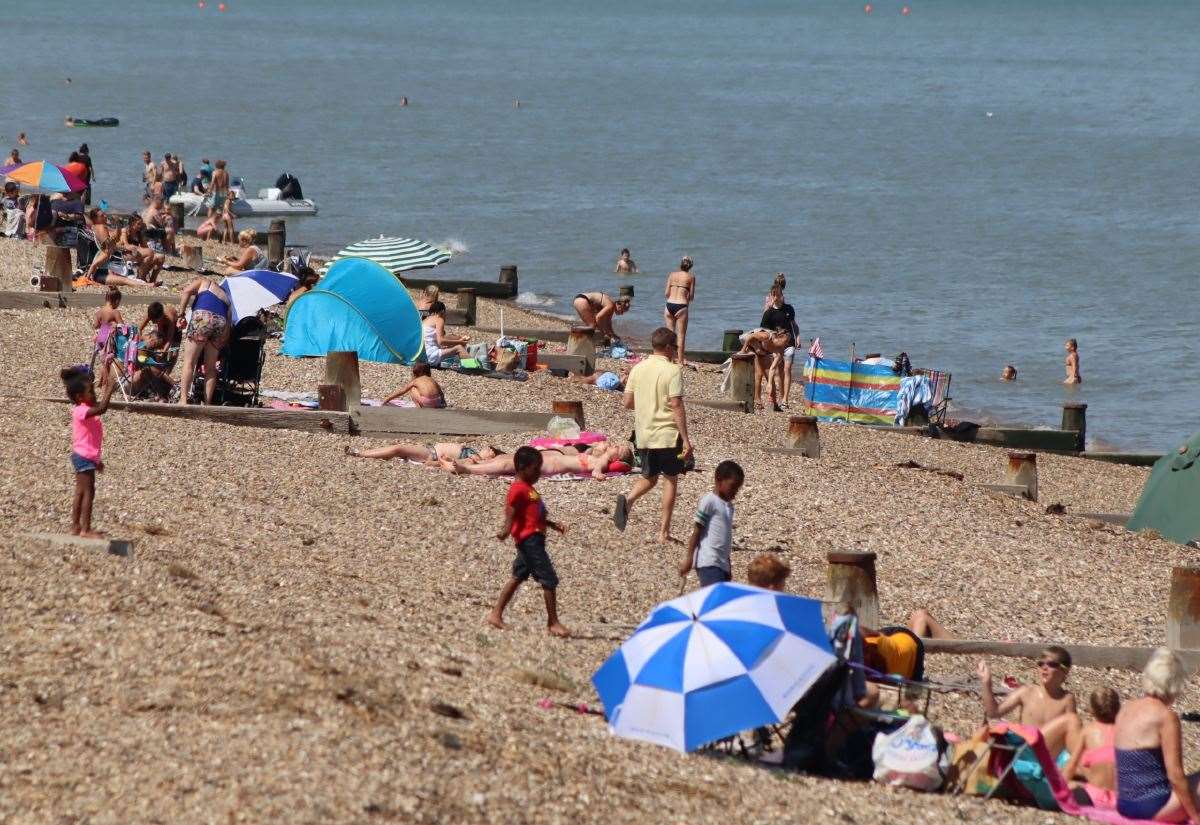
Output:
[190, 317, 266, 406]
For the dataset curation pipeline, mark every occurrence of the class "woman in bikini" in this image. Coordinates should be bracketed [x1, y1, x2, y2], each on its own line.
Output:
[441, 442, 633, 481]
[1065, 338, 1082, 384]
[663, 256, 695, 365]
[1064, 688, 1120, 806]
[346, 441, 500, 466]
[571, 291, 630, 345]
[381, 362, 446, 408]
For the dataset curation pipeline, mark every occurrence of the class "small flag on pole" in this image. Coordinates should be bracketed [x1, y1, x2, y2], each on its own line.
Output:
[809, 337, 824, 359]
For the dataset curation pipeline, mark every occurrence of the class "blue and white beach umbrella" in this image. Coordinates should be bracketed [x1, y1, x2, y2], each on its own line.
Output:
[221, 269, 299, 324]
[592, 583, 836, 753]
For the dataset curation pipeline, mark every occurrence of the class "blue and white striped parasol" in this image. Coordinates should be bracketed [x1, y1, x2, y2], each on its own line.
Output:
[321, 236, 452, 275]
[591, 582, 836, 752]
[221, 269, 299, 324]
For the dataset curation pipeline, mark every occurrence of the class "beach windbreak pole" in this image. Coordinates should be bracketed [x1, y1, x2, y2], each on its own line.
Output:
[591, 582, 835, 753]
[320, 236, 452, 275]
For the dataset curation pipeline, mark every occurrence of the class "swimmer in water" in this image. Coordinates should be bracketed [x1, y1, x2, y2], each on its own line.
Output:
[17, 132, 28, 146]
[663, 257, 695, 366]
[1002, 365, 1017, 381]
[1064, 339, 1081, 384]
[615, 248, 638, 274]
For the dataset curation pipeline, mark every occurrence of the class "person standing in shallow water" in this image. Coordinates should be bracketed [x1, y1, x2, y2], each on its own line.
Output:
[614, 248, 638, 274]
[663, 256, 695, 366]
[1064, 338, 1082, 384]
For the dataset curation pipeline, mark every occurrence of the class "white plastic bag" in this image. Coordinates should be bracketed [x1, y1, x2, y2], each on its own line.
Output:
[871, 714, 948, 791]
[546, 416, 581, 440]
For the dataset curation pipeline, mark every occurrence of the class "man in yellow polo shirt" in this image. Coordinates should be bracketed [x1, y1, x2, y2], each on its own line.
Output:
[613, 327, 693, 544]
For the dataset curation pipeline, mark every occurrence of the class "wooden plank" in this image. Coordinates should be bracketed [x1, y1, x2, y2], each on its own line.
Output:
[980, 482, 1035, 501]
[1072, 512, 1132, 526]
[692, 398, 752, 413]
[20, 531, 132, 558]
[475, 327, 569, 343]
[975, 427, 1080, 452]
[1083, 452, 1163, 467]
[539, 353, 591, 376]
[686, 350, 734, 365]
[0, 290, 166, 311]
[356, 406, 554, 437]
[399, 276, 516, 299]
[38, 397, 352, 434]
[923, 638, 1200, 672]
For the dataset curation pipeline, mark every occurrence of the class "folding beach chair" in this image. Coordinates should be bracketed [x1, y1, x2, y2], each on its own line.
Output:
[89, 323, 137, 401]
[914, 369, 952, 424]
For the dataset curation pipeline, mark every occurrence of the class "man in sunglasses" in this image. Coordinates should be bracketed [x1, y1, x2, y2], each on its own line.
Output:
[979, 645, 1079, 758]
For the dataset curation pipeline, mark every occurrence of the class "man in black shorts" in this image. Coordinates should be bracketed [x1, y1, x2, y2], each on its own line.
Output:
[613, 327, 694, 544]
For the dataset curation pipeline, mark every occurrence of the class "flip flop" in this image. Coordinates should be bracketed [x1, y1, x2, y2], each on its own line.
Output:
[613, 494, 628, 531]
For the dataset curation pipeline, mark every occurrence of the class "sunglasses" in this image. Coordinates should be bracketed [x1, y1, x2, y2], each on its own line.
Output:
[1037, 659, 1065, 670]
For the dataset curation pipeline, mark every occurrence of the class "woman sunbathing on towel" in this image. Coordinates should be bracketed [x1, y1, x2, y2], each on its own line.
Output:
[346, 440, 500, 466]
[441, 442, 633, 480]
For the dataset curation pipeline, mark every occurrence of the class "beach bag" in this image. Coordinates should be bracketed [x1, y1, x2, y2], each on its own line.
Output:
[872, 715, 948, 791]
[494, 348, 520, 372]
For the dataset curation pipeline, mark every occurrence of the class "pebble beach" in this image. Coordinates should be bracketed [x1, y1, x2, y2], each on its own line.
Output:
[1, 233, 1196, 824]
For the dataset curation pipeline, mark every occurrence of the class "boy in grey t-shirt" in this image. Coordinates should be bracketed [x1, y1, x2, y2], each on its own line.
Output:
[679, 460, 745, 587]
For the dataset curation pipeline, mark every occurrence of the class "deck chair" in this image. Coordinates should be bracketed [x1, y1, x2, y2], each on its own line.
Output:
[76, 226, 134, 281]
[89, 323, 137, 401]
[914, 368, 952, 424]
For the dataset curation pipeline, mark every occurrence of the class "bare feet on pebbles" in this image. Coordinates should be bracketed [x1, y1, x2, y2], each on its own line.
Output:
[547, 623, 571, 638]
[486, 613, 506, 630]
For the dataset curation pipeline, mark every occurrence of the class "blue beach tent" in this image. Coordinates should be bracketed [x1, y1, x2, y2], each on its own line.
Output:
[282, 257, 423, 364]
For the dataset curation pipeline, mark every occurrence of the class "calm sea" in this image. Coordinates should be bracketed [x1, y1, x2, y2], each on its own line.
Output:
[4, 0, 1198, 451]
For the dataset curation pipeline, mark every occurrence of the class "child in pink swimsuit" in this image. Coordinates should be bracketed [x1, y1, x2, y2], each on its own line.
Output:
[61, 365, 115, 537]
[381, 362, 446, 408]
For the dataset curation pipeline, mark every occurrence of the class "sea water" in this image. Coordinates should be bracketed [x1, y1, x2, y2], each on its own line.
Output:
[4, 0, 1198, 451]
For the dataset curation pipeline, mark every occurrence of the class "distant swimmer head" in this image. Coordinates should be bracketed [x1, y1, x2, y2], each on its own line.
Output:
[1002, 365, 1017, 381]
[679, 256, 693, 272]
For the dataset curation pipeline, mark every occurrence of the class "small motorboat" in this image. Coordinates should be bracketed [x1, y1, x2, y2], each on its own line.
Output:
[168, 189, 319, 218]
[65, 116, 119, 127]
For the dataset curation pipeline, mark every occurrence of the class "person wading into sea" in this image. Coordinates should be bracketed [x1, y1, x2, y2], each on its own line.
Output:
[663, 256, 695, 366]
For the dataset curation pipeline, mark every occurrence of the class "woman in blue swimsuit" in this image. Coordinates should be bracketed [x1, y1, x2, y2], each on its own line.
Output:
[1114, 648, 1200, 822]
[176, 276, 231, 405]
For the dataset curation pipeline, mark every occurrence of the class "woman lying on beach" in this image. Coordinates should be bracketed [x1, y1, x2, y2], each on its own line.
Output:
[440, 442, 634, 480]
[346, 440, 501, 466]
[572, 291, 630, 344]
[567, 367, 627, 392]
[381, 362, 446, 408]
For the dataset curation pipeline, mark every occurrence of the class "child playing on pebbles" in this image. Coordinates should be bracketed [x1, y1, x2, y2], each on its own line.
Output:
[381, 362, 446, 408]
[678, 460, 744, 587]
[61, 365, 115, 537]
[489, 447, 570, 637]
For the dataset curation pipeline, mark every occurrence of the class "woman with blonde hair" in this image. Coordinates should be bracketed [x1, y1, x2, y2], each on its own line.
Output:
[1113, 647, 1199, 822]
[416, 284, 440, 318]
[222, 228, 265, 274]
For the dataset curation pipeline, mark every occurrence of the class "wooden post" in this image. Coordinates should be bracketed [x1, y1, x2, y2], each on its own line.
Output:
[498, 265, 518, 297]
[787, 415, 821, 458]
[170, 201, 186, 233]
[317, 383, 347, 412]
[618, 284, 634, 299]
[267, 219, 286, 264]
[1004, 451, 1038, 501]
[181, 244, 203, 271]
[45, 246, 72, 280]
[722, 329, 743, 352]
[35, 275, 62, 292]
[826, 550, 880, 630]
[324, 351, 361, 433]
[727, 353, 755, 406]
[455, 288, 477, 326]
[1062, 402, 1088, 452]
[552, 400, 585, 430]
[1168, 567, 1200, 651]
[566, 326, 596, 374]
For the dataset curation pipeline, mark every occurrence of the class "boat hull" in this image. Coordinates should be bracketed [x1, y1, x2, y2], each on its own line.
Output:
[168, 192, 318, 218]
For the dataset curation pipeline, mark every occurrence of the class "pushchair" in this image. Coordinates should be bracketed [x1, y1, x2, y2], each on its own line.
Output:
[190, 317, 266, 406]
